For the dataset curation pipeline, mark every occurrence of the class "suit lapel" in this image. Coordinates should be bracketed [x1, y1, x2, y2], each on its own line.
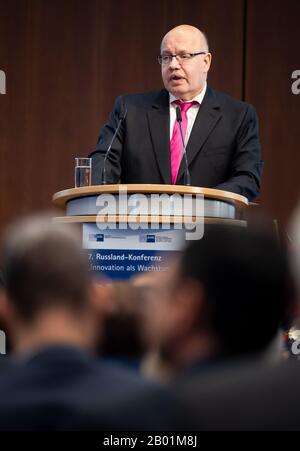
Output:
[147, 89, 172, 184]
[176, 86, 222, 183]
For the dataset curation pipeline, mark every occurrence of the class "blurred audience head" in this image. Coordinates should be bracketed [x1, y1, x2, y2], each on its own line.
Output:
[148, 224, 293, 370]
[99, 281, 146, 365]
[0, 214, 98, 353]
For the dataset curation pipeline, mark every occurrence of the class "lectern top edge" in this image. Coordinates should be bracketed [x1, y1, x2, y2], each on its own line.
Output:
[52, 184, 248, 209]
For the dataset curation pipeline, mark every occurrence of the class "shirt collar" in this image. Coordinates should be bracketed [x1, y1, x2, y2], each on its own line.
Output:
[169, 81, 207, 105]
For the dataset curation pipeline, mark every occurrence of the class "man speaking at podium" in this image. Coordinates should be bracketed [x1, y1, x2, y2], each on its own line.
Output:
[90, 25, 263, 201]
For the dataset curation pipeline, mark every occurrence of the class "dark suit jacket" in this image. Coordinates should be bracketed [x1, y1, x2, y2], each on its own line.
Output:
[174, 358, 300, 431]
[0, 345, 172, 431]
[90, 86, 263, 201]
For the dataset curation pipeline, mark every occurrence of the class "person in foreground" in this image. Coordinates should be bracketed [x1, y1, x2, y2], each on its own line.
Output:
[170, 206, 300, 431]
[90, 25, 263, 200]
[147, 225, 292, 375]
[143, 224, 295, 429]
[0, 215, 171, 431]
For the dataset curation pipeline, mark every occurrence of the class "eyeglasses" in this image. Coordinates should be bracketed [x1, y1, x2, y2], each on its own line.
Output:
[158, 52, 207, 65]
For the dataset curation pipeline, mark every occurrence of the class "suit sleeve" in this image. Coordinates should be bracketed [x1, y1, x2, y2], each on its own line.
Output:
[89, 96, 125, 185]
[215, 104, 264, 201]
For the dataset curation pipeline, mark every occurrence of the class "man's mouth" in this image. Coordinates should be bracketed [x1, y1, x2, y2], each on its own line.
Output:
[169, 75, 185, 82]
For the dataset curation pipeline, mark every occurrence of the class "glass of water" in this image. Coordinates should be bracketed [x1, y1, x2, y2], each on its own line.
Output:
[75, 157, 92, 188]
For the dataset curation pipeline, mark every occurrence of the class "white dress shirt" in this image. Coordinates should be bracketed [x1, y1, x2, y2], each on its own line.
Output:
[169, 82, 207, 144]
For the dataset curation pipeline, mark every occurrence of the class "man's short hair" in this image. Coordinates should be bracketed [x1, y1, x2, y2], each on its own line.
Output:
[179, 224, 292, 356]
[1, 215, 90, 322]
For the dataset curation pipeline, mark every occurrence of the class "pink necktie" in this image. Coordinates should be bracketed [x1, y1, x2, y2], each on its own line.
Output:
[170, 101, 197, 184]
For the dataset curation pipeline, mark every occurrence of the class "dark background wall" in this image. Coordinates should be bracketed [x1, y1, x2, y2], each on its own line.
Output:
[0, 0, 299, 230]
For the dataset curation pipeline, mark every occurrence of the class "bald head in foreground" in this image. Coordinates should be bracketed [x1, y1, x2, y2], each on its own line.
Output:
[90, 24, 263, 200]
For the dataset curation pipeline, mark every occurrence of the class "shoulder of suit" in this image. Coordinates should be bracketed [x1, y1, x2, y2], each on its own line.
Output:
[95, 358, 166, 392]
[116, 90, 167, 108]
[208, 86, 255, 112]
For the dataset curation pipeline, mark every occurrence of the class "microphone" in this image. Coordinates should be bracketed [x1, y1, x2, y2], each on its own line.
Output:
[101, 109, 127, 185]
[175, 106, 191, 186]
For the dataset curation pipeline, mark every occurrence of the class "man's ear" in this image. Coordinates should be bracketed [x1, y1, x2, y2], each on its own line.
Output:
[175, 278, 206, 335]
[204, 52, 212, 73]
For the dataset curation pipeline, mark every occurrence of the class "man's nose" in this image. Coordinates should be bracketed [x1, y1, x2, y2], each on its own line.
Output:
[169, 56, 181, 69]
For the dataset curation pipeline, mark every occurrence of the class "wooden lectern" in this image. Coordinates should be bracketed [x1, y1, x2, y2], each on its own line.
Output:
[53, 184, 248, 280]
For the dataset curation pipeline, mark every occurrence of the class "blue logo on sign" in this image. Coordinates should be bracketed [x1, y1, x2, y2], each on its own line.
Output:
[89, 233, 104, 242]
[146, 235, 155, 243]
